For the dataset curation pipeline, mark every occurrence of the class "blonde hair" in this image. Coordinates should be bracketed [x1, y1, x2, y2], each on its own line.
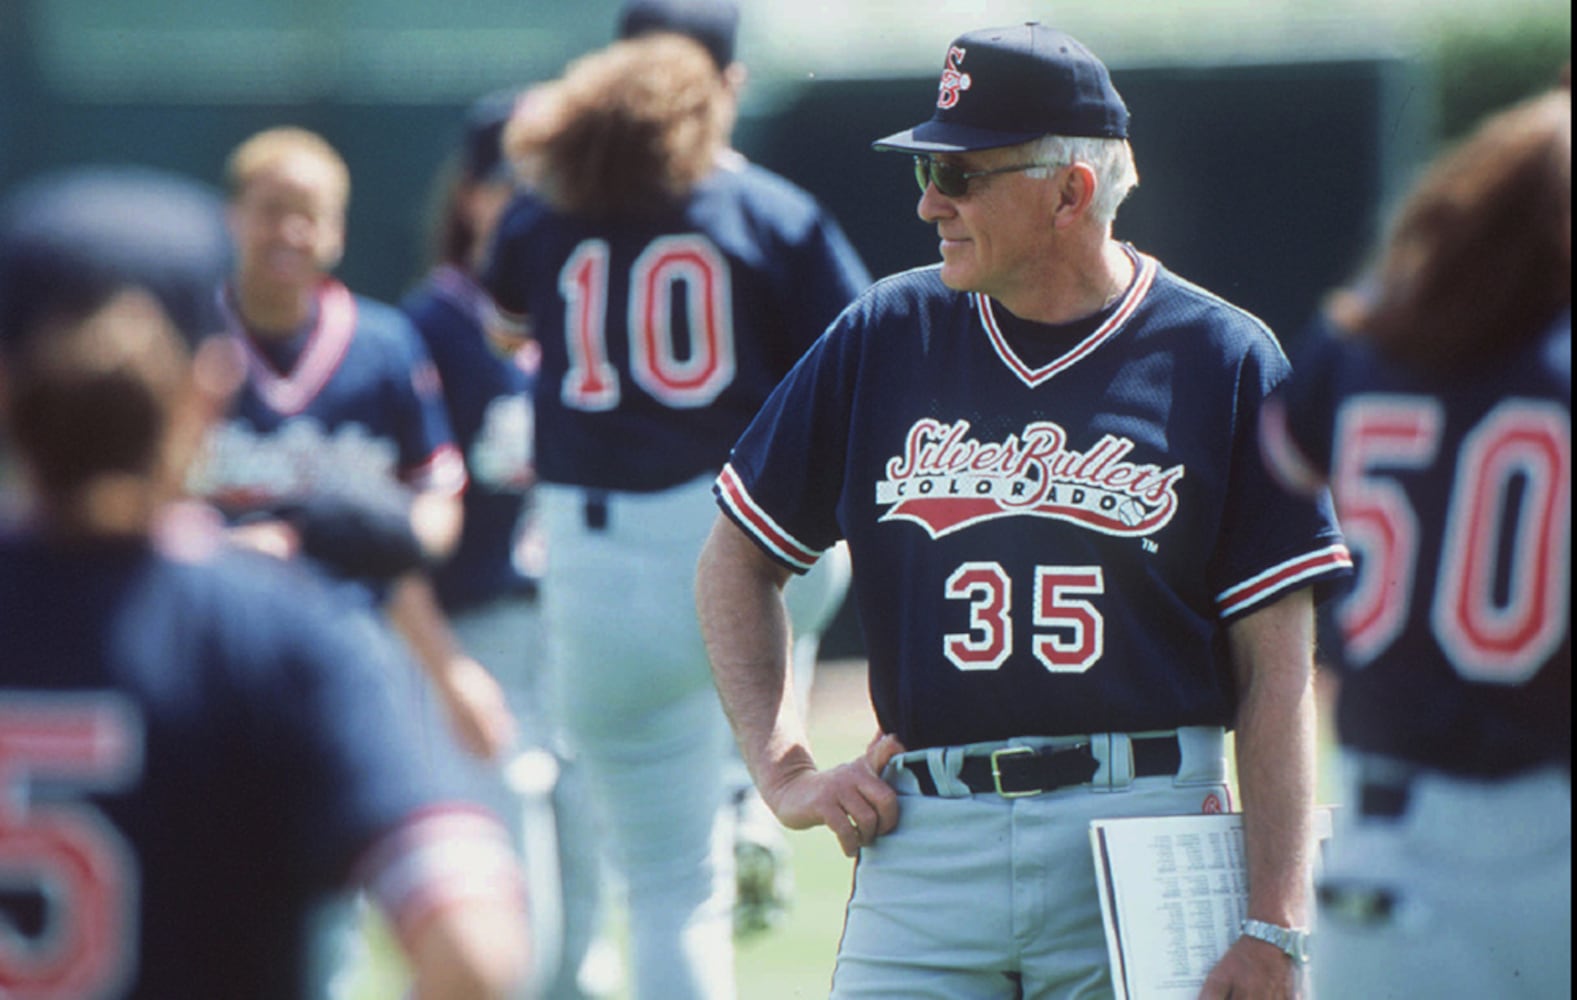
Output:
[503, 35, 730, 217]
[224, 126, 351, 208]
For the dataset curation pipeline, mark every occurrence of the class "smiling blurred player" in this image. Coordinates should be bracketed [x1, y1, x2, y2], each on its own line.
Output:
[0, 165, 529, 1000]
[189, 126, 516, 765]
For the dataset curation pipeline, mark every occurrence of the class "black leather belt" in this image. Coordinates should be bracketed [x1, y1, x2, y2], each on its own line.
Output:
[583, 491, 610, 531]
[1358, 781, 1410, 818]
[906, 734, 1183, 798]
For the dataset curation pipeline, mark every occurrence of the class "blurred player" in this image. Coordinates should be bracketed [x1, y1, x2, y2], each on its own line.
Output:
[697, 22, 1352, 998]
[0, 165, 529, 999]
[188, 125, 515, 764]
[402, 88, 608, 1000]
[481, 12, 870, 997]
[1261, 74, 1571, 998]
[613, 0, 859, 940]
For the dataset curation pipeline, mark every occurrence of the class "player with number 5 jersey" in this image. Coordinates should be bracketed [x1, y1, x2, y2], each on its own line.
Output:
[0, 167, 528, 1000]
[481, 17, 869, 999]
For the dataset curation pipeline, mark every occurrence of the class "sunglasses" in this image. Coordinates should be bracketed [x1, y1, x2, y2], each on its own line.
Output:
[913, 156, 1063, 198]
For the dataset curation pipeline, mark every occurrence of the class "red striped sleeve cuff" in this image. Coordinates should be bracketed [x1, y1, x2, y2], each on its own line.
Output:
[715, 464, 821, 572]
[354, 805, 524, 952]
[1215, 543, 1353, 619]
[405, 443, 469, 496]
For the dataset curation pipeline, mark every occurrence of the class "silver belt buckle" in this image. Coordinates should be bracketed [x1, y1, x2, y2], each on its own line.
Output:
[990, 745, 1040, 798]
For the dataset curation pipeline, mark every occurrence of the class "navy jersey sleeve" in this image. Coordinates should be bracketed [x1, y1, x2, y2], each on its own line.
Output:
[240, 575, 450, 885]
[716, 295, 867, 571]
[1259, 314, 1351, 494]
[780, 208, 870, 359]
[1210, 324, 1351, 621]
[360, 298, 466, 495]
[480, 194, 546, 322]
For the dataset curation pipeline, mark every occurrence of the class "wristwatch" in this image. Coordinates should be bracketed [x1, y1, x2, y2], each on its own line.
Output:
[1240, 919, 1311, 965]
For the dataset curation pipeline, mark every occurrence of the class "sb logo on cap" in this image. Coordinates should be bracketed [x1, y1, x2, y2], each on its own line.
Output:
[937, 46, 972, 109]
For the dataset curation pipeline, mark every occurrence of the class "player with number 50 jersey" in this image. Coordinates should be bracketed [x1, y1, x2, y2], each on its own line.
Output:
[1261, 76, 1570, 999]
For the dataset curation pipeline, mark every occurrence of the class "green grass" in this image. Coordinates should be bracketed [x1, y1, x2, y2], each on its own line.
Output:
[347, 658, 1343, 998]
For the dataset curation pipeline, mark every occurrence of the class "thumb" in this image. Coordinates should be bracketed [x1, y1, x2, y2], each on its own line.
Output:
[865, 731, 907, 773]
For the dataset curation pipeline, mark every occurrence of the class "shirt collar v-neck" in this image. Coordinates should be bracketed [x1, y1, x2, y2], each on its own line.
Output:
[974, 246, 1157, 388]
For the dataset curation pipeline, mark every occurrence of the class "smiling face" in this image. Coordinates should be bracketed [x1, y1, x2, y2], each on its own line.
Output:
[228, 154, 346, 300]
[917, 146, 1061, 308]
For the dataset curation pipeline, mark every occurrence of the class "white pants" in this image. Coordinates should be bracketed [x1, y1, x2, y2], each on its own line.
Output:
[832, 729, 1231, 999]
[448, 593, 604, 1000]
[1315, 755, 1571, 1000]
[537, 477, 737, 1000]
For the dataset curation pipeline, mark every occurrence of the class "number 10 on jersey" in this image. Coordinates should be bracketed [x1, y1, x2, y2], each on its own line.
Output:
[559, 236, 736, 411]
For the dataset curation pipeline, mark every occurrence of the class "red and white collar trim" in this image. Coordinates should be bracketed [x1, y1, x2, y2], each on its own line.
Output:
[232, 279, 358, 416]
[975, 249, 1157, 388]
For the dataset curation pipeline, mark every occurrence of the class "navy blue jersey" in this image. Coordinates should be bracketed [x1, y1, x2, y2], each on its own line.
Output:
[0, 511, 515, 999]
[1261, 312, 1571, 776]
[718, 251, 1352, 750]
[482, 154, 870, 491]
[190, 279, 467, 603]
[402, 265, 538, 612]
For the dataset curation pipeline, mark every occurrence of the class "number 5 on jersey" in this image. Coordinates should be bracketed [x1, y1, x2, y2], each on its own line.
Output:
[0, 696, 141, 999]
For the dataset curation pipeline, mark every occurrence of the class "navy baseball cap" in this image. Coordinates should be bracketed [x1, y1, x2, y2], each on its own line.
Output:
[872, 22, 1129, 154]
[0, 166, 232, 352]
[461, 88, 522, 183]
[617, 0, 739, 71]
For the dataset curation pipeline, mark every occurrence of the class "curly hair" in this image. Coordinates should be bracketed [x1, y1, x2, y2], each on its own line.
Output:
[503, 34, 730, 218]
[1332, 82, 1570, 374]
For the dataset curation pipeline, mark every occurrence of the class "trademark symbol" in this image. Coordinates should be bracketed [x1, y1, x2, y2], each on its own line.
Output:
[1142, 539, 1159, 554]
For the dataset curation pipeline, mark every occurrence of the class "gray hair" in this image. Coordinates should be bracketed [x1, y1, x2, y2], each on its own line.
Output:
[1022, 135, 1138, 228]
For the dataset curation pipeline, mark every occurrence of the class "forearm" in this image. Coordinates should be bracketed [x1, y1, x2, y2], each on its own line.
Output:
[408, 898, 531, 1000]
[386, 573, 515, 759]
[1229, 590, 1317, 928]
[387, 573, 463, 676]
[695, 516, 811, 802]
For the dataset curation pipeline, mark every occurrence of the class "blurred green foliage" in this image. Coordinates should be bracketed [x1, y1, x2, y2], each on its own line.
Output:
[1431, 11, 1570, 142]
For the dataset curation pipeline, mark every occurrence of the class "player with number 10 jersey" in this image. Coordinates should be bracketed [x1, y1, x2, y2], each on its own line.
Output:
[480, 30, 869, 998]
[485, 152, 868, 492]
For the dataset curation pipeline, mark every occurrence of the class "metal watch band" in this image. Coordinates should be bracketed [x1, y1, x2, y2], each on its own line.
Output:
[1240, 918, 1311, 964]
